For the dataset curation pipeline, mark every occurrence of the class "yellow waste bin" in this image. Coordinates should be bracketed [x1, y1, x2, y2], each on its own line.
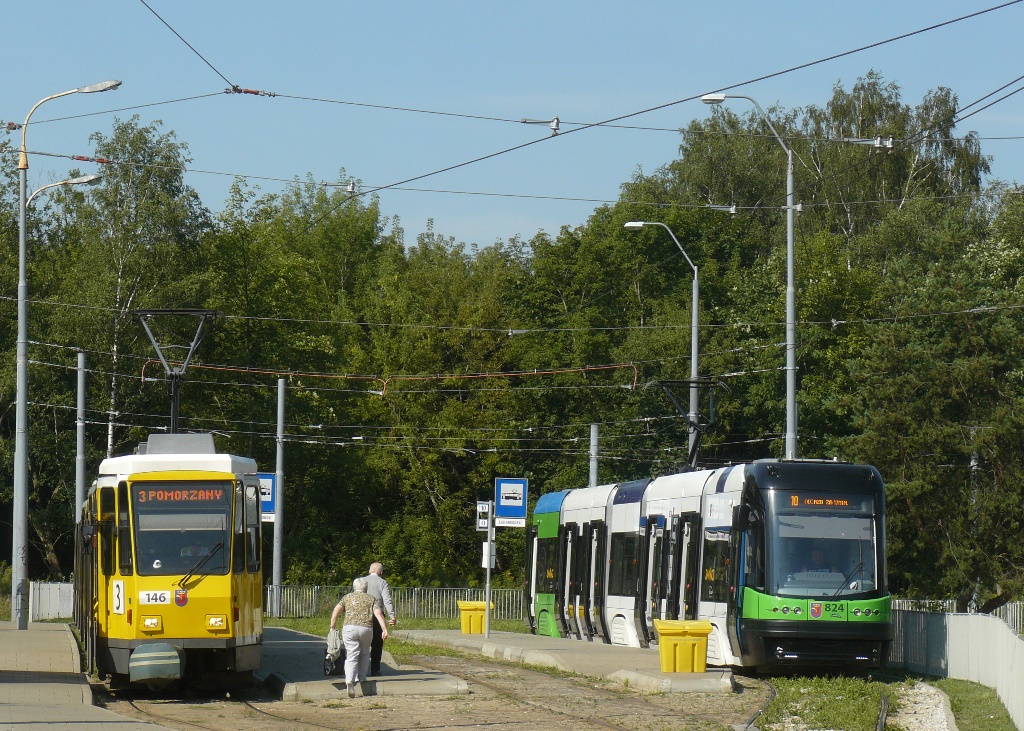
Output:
[652, 619, 713, 673]
[456, 601, 493, 634]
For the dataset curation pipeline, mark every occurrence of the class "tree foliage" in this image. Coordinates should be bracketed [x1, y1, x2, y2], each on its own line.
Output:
[2, 74, 1022, 610]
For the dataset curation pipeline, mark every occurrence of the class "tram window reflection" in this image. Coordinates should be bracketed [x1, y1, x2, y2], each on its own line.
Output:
[772, 513, 877, 597]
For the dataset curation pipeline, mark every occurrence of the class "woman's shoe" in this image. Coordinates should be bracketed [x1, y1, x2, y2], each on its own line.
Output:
[346, 682, 356, 698]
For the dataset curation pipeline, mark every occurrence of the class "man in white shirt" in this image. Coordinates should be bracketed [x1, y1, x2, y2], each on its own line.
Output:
[364, 562, 396, 675]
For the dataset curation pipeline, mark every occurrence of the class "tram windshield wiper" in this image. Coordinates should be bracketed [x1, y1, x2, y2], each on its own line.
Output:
[178, 541, 224, 588]
[831, 560, 863, 599]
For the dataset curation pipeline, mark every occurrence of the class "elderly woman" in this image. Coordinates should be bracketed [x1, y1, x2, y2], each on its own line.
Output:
[330, 577, 390, 697]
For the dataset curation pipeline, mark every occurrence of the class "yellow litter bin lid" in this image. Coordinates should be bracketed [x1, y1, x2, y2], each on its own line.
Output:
[456, 601, 493, 611]
[652, 619, 714, 637]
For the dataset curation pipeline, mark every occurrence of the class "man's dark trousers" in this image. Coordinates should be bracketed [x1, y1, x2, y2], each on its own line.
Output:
[370, 619, 384, 675]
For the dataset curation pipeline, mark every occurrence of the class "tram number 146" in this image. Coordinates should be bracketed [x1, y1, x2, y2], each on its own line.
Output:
[140, 591, 171, 605]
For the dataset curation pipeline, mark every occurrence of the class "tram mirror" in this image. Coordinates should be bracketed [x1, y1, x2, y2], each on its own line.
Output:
[245, 485, 258, 500]
[80, 524, 96, 553]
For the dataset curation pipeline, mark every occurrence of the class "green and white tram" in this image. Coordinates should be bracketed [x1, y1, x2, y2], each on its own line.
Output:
[528, 460, 892, 671]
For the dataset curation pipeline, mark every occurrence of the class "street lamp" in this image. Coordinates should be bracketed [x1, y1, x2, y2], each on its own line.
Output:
[25, 174, 103, 206]
[702, 93, 799, 459]
[13, 80, 120, 629]
[623, 221, 701, 455]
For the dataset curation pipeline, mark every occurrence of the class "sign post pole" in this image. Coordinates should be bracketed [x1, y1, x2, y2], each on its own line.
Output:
[474, 479, 528, 639]
[484, 499, 493, 638]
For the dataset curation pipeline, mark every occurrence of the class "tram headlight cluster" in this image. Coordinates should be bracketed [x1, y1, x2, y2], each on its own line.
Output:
[141, 615, 162, 631]
[206, 614, 228, 631]
[853, 608, 878, 617]
[771, 605, 803, 616]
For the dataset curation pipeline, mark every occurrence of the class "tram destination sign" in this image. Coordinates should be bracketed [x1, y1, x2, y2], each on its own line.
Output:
[494, 477, 527, 527]
[784, 492, 872, 511]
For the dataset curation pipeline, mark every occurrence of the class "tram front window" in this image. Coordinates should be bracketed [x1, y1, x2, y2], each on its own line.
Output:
[769, 492, 878, 598]
[132, 481, 233, 576]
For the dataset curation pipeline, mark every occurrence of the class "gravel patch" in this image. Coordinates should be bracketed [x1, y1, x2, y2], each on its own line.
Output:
[887, 681, 955, 731]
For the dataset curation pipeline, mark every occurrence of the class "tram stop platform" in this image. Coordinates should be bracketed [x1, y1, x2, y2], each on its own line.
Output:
[0, 620, 174, 730]
[392, 628, 735, 694]
[259, 626, 732, 701]
[258, 625, 468, 700]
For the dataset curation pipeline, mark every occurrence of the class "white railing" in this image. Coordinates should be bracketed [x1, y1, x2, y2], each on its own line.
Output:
[891, 609, 1024, 731]
[893, 599, 1023, 636]
[263, 585, 526, 621]
[28, 582, 74, 621]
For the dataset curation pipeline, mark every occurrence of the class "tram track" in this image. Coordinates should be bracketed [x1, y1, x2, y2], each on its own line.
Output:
[126, 695, 522, 731]
[411, 654, 772, 730]
[411, 656, 628, 731]
[109, 649, 773, 731]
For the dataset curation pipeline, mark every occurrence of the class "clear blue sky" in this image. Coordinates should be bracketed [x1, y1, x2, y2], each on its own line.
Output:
[6, 2, 1024, 247]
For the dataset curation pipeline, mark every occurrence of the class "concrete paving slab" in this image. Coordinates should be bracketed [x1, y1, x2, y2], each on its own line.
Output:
[392, 628, 735, 694]
[0, 621, 175, 730]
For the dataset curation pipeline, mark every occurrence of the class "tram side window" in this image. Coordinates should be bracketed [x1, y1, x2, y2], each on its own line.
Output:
[699, 530, 730, 603]
[117, 483, 133, 574]
[233, 483, 245, 573]
[593, 527, 606, 603]
[609, 532, 640, 597]
[743, 515, 765, 592]
[650, 534, 664, 602]
[535, 537, 559, 595]
[245, 482, 260, 573]
[99, 487, 115, 577]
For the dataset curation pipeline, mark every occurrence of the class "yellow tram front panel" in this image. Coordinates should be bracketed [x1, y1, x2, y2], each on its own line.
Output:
[77, 434, 263, 685]
[101, 471, 262, 659]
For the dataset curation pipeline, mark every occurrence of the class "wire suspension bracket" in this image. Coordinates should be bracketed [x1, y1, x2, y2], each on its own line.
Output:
[133, 308, 222, 434]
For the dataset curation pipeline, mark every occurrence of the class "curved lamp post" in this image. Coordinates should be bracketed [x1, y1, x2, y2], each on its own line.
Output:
[25, 173, 103, 206]
[624, 221, 700, 455]
[13, 80, 120, 629]
[702, 93, 799, 459]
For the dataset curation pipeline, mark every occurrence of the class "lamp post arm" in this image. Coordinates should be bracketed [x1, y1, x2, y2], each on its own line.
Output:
[19, 89, 79, 170]
[27, 180, 69, 208]
[648, 221, 697, 276]
[726, 94, 791, 156]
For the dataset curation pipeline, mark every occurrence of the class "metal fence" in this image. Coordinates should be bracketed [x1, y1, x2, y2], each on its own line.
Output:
[890, 609, 1024, 731]
[28, 582, 74, 621]
[264, 585, 526, 621]
[24, 580, 1022, 638]
[893, 599, 1022, 636]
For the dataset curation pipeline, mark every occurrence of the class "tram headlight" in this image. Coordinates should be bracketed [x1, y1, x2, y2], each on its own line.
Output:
[781, 606, 790, 614]
[206, 614, 228, 631]
[141, 615, 162, 632]
[793, 607, 802, 615]
[854, 608, 862, 617]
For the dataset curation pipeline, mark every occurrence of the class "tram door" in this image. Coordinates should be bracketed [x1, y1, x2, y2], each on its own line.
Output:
[640, 515, 668, 646]
[668, 513, 701, 620]
[564, 522, 584, 639]
[590, 522, 609, 642]
[555, 523, 575, 638]
[573, 522, 595, 639]
[525, 524, 537, 633]
[631, 516, 654, 648]
[96, 487, 116, 644]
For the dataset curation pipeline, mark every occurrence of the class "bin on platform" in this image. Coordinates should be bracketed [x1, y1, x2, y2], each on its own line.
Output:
[652, 619, 713, 673]
[456, 601, 493, 634]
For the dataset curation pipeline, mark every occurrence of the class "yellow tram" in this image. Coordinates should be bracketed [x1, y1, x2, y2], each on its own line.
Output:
[74, 433, 263, 687]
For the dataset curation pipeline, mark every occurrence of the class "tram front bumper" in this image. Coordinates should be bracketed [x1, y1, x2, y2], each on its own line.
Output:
[741, 618, 893, 669]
